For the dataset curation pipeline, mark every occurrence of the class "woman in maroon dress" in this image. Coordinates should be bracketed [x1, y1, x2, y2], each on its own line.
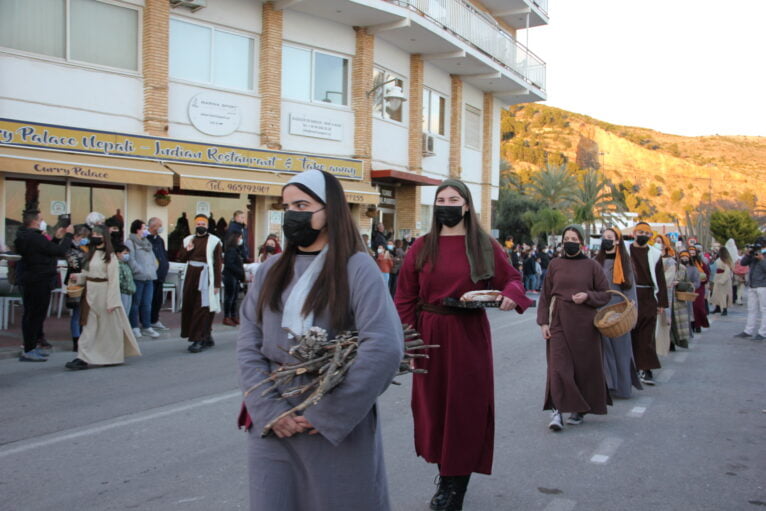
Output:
[688, 245, 710, 332]
[395, 179, 532, 511]
[537, 225, 612, 431]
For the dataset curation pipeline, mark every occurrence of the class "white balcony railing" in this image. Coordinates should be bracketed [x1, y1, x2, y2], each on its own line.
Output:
[532, 0, 548, 17]
[385, 0, 546, 92]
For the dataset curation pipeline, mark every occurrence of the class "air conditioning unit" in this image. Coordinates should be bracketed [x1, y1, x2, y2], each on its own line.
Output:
[422, 133, 435, 157]
[169, 0, 207, 12]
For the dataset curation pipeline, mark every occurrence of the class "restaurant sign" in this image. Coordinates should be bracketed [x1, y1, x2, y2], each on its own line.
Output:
[0, 119, 364, 180]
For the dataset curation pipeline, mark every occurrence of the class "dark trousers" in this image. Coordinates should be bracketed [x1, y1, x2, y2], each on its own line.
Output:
[389, 272, 399, 297]
[22, 282, 52, 353]
[223, 274, 240, 318]
[150, 279, 164, 324]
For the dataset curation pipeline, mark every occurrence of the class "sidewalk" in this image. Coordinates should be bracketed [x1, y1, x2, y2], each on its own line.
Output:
[0, 302, 231, 360]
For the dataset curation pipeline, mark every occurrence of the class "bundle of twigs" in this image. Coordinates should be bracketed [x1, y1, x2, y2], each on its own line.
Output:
[244, 325, 438, 437]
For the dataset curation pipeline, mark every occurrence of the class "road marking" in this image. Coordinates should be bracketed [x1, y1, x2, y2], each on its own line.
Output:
[589, 437, 623, 464]
[627, 397, 654, 418]
[543, 497, 576, 511]
[0, 390, 240, 459]
[655, 368, 675, 383]
[673, 352, 689, 363]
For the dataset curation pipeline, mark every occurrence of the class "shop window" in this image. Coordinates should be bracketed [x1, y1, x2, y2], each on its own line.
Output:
[464, 105, 481, 150]
[70, 183, 125, 231]
[420, 204, 433, 230]
[0, 0, 139, 71]
[4, 179, 66, 249]
[282, 44, 349, 106]
[169, 18, 254, 91]
[372, 68, 405, 123]
[423, 88, 446, 136]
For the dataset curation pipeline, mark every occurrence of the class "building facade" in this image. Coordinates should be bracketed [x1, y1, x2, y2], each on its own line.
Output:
[0, 0, 547, 256]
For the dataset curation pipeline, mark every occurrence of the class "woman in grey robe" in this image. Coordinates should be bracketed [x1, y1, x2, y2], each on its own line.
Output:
[671, 250, 701, 348]
[595, 228, 642, 399]
[237, 170, 404, 511]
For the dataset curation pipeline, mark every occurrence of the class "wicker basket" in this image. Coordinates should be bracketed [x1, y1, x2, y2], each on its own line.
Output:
[594, 289, 637, 338]
[675, 290, 698, 302]
[66, 284, 84, 298]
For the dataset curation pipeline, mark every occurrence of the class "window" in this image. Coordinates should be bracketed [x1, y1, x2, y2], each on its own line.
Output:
[169, 18, 254, 91]
[372, 68, 405, 123]
[464, 105, 481, 150]
[422, 88, 446, 136]
[282, 44, 349, 106]
[0, 0, 138, 71]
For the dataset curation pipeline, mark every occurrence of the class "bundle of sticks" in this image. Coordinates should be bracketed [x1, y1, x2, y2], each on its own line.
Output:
[244, 325, 438, 437]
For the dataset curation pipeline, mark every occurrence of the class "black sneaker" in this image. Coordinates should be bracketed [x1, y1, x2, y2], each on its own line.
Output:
[753, 334, 765, 341]
[734, 332, 752, 339]
[188, 341, 202, 353]
[65, 358, 89, 370]
[566, 413, 584, 425]
[640, 370, 656, 386]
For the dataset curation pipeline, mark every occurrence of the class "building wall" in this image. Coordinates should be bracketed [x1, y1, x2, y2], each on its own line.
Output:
[0, 53, 144, 134]
[371, 38, 409, 172]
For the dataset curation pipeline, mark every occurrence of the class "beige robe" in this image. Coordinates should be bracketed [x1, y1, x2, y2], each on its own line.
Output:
[655, 257, 676, 357]
[75, 253, 141, 365]
[710, 261, 733, 309]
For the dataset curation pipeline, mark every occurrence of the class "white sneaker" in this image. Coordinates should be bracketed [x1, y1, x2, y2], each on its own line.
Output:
[151, 321, 169, 330]
[132, 328, 143, 338]
[548, 410, 563, 432]
[142, 327, 160, 338]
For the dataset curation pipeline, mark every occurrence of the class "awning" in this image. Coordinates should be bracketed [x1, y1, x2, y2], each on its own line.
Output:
[167, 163, 380, 205]
[371, 169, 441, 186]
[0, 146, 173, 186]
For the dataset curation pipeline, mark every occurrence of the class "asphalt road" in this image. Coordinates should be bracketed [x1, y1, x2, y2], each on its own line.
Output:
[0, 304, 763, 511]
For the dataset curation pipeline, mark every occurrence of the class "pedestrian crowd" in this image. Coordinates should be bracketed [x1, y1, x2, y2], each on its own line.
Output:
[12, 206, 265, 367]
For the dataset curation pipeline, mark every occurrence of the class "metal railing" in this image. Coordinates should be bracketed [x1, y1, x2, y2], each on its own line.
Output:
[531, 0, 548, 17]
[385, 0, 546, 92]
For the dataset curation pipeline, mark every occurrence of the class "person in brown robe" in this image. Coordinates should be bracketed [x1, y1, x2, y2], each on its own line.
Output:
[629, 222, 669, 386]
[178, 214, 222, 353]
[537, 225, 612, 431]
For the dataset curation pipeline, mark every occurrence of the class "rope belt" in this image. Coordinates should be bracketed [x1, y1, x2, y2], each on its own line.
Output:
[189, 260, 210, 308]
[635, 284, 653, 289]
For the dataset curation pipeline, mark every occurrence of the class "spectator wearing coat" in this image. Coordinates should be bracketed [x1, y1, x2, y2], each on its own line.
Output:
[146, 217, 169, 331]
[126, 219, 159, 339]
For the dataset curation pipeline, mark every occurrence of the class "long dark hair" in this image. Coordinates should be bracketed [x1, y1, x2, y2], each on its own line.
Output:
[224, 230, 242, 252]
[85, 226, 114, 265]
[416, 180, 491, 276]
[595, 227, 633, 290]
[256, 171, 366, 330]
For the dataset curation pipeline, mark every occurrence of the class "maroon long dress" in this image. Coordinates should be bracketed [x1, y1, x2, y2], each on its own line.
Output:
[536, 255, 613, 414]
[395, 235, 532, 476]
[692, 262, 710, 329]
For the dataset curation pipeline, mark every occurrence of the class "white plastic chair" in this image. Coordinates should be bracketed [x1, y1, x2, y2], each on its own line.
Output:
[162, 282, 176, 312]
[48, 266, 68, 318]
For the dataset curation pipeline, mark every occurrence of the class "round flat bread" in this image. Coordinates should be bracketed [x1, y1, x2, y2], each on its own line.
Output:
[460, 290, 502, 302]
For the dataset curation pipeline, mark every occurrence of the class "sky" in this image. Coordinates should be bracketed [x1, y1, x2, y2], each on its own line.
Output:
[524, 0, 766, 137]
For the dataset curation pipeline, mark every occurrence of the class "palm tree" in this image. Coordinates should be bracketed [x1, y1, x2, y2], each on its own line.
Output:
[523, 208, 568, 244]
[525, 164, 576, 211]
[572, 169, 621, 240]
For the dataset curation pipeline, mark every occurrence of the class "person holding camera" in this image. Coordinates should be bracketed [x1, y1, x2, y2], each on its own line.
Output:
[735, 241, 766, 341]
[15, 209, 74, 361]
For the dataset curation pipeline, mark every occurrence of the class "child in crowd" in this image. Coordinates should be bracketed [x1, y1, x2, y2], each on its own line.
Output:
[115, 244, 136, 314]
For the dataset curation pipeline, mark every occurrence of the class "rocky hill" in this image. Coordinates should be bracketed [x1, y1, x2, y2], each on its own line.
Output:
[500, 104, 766, 222]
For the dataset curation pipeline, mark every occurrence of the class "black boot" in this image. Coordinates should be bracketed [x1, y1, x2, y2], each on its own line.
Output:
[722, 308, 728, 316]
[444, 475, 470, 511]
[72, 337, 79, 352]
[430, 476, 454, 510]
[188, 341, 202, 353]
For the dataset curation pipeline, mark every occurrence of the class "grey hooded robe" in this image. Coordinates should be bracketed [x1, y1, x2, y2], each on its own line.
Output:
[237, 252, 404, 511]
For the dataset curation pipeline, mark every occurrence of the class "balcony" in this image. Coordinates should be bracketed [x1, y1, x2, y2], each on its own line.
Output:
[280, 0, 546, 103]
[476, 0, 549, 29]
[388, 0, 546, 93]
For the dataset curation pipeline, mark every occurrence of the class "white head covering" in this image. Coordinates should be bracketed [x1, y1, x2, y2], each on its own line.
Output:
[85, 211, 105, 228]
[286, 170, 326, 203]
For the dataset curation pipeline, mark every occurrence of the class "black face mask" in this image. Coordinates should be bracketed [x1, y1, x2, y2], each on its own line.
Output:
[636, 235, 650, 246]
[265, 245, 275, 254]
[601, 239, 614, 251]
[195, 226, 207, 236]
[434, 205, 465, 228]
[563, 242, 581, 256]
[680, 258, 690, 265]
[283, 209, 324, 247]
[90, 236, 103, 246]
